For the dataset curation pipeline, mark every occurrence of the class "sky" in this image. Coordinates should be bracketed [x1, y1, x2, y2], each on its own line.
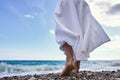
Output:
[0, 0, 120, 60]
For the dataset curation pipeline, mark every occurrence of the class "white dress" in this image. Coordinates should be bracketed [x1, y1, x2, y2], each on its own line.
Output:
[54, 0, 110, 61]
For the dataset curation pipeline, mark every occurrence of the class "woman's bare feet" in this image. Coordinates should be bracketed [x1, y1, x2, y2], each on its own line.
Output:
[60, 62, 75, 76]
[60, 61, 80, 76]
[72, 61, 80, 73]
[60, 43, 75, 76]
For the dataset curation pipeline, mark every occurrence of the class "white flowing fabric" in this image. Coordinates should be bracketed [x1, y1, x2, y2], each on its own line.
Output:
[54, 0, 110, 60]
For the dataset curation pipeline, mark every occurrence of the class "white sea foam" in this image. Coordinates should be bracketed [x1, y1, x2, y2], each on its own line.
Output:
[0, 60, 120, 78]
[0, 62, 64, 77]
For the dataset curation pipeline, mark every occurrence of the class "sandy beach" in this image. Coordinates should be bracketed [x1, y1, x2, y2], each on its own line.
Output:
[0, 70, 120, 80]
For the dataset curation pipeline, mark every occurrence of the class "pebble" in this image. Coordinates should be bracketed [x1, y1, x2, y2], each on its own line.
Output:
[50, 79, 55, 80]
[0, 70, 120, 80]
[28, 77, 37, 80]
[116, 78, 120, 80]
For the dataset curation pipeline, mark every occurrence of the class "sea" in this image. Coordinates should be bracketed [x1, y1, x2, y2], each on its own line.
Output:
[0, 60, 120, 77]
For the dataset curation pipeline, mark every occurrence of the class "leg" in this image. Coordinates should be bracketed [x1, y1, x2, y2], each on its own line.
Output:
[72, 61, 80, 73]
[60, 42, 75, 76]
[63, 43, 74, 63]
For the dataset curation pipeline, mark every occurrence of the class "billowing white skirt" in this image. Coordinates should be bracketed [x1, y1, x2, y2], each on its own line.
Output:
[54, 0, 110, 61]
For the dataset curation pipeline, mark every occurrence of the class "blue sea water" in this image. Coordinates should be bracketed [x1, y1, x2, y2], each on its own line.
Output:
[0, 60, 120, 77]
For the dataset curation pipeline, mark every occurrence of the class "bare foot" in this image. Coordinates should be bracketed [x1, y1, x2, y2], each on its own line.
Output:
[72, 61, 80, 73]
[60, 62, 75, 76]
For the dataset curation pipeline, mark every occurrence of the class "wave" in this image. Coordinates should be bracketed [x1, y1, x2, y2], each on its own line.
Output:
[0, 62, 64, 75]
[0, 60, 120, 77]
[80, 60, 120, 71]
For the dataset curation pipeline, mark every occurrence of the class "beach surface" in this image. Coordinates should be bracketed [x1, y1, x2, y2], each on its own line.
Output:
[0, 70, 120, 80]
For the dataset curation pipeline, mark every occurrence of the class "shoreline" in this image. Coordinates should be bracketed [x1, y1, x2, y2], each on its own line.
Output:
[0, 70, 120, 80]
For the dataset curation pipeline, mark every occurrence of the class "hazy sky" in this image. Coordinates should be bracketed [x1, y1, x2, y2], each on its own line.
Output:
[0, 0, 120, 60]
